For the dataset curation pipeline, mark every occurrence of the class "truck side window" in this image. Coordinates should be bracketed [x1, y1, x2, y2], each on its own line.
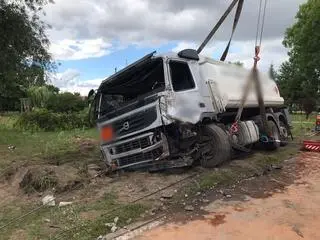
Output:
[170, 61, 195, 91]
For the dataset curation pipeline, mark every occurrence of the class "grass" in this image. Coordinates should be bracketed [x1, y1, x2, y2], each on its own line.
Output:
[20, 169, 58, 193]
[0, 115, 99, 170]
[291, 113, 317, 137]
[0, 112, 318, 239]
[0, 195, 147, 240]
[178, 143, 300, 201]
[0, 114, 147, 240]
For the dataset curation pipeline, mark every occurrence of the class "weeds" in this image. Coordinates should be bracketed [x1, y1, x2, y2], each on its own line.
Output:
[0, 114, 315, 239]
[20, 169, 58, 193]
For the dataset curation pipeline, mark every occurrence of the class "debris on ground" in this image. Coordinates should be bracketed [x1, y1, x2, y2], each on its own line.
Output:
[105, 216, 120, 233]
[42, 195, 55, 206]
[292, 225, 304, 238]
[58, 201, 73, 207]
[161, 192, 173, 199]
[105, 223, 114, 227]
[8, 145, 16, 151]
[271, 164, 283, 170]
[96, 235, 106, 240]
[184, 205, 194, 211]
[111, 225, 118, 233]
[87, 164, 102, 178]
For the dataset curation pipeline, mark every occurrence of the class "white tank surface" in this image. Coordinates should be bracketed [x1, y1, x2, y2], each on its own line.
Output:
[197, 56, 284, 108]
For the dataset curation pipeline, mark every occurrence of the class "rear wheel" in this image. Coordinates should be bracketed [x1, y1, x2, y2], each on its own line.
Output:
[265, 120, 281, 150]
[199, 124, 231, 168]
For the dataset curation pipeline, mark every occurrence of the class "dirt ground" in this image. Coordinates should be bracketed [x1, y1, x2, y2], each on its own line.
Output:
[136, 151, 320, 240]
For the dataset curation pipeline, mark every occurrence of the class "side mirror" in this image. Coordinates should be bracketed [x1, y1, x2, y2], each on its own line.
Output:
[88, 89, 95, 99]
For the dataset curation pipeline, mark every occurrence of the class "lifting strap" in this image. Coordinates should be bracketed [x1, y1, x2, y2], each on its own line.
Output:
[220, 0, 244, 61]
[197, 0, 241, 54]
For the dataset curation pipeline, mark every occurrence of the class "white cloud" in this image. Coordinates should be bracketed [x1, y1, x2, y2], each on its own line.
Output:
[60, 78, 103, 96]
[172, 38, 288, 72]
[48, 69, 104, 96]
[41, 0, 306, 80]
[226, 38, 289, 71]
[50, 38, 112, 60]
[43, 0, 306, 44]
[48, 68, 80, 88]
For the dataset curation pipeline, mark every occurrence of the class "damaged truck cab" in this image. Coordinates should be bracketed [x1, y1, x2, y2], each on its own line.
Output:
[92, 49, 291, 171]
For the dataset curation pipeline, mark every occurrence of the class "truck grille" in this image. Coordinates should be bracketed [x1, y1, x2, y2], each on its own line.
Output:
[112, 107, 157, 137]
[118, 147, 163, 167]
[115, 136, 151, 154]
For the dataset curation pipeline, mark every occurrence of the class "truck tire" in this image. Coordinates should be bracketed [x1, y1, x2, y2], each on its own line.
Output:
[199, 124, 231, 168]
[265, 120, 281, 150]
[279, 120, 289, 146]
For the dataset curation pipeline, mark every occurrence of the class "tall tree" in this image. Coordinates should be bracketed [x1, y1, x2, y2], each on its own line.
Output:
[0, 0, 54, 111]
[268, 64, 277, 81]
[277, 0, 320, 116]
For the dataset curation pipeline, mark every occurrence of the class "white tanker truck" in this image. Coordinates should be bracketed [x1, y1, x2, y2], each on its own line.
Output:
[90, 49, 291, 171]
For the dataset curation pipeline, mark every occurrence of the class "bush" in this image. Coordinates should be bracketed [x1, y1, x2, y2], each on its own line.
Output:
[15, 109, 90, 131]
[47, 92, 87, 113]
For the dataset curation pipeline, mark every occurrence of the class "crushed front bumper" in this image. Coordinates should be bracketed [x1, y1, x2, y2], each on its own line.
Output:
[100, 131, 169, 170]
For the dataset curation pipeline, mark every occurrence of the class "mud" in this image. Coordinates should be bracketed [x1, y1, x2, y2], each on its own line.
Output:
[137, 152, 320, 240]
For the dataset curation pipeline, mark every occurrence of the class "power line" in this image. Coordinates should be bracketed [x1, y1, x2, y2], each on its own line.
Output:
[52, 173, 198, 240]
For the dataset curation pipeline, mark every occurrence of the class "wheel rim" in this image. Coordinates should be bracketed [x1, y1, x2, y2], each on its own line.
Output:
[280, 126, 288, 138]
[270, 123, 280, 145]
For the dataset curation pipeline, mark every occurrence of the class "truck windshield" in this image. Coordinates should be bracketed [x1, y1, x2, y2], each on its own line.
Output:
[99, 58, 164, 118]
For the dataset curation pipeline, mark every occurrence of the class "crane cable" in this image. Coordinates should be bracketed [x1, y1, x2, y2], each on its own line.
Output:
[253, 0, 269, 135]
[230, 0, 270, 136]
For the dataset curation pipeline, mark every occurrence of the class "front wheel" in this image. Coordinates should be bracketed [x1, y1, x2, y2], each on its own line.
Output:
[199, 124, 231, 168]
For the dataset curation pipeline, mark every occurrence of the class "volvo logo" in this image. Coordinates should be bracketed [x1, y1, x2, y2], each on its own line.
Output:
[117, 121, 130, 134]
[122, 121, 130, 130]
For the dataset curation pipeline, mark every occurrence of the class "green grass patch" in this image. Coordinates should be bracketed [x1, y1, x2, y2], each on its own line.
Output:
[291, 113, 317, 138]
[58, 203, 147, 240]
[185, 144, 299, 195]
[0, 193, 148, 240]
[0, 127, 99, 169]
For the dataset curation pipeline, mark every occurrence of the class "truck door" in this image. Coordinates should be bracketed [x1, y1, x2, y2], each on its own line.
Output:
[165, 59, 203, 124]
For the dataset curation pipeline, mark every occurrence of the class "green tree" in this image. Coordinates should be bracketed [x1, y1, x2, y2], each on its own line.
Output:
[278, 0, 320, 117]
[27, 86, 53, 108]
[47, 92, 86, 113]
[268, 64, 277, 81]
[0, 0, 54, 111]
[46, 84, 60, 94]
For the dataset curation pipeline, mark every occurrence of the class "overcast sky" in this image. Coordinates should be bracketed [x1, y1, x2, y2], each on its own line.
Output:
[43, 0, 306, 95]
